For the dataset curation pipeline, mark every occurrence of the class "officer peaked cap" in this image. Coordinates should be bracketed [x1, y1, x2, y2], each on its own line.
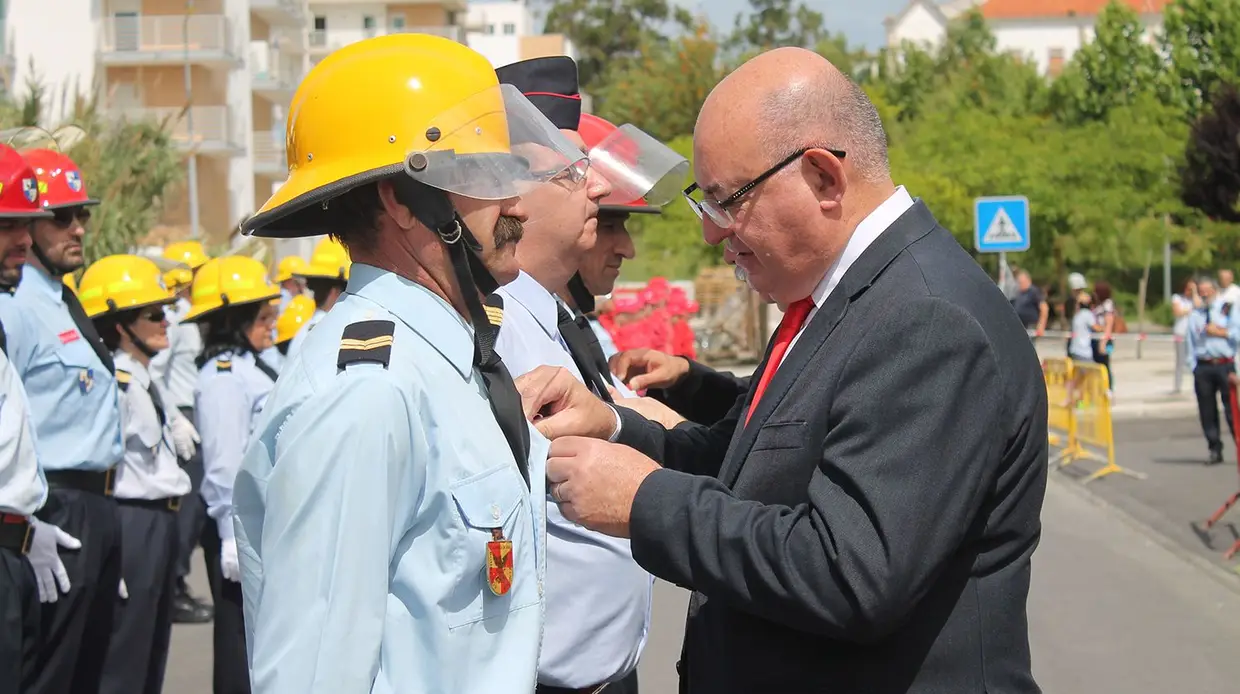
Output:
[496, 56, 581, 130]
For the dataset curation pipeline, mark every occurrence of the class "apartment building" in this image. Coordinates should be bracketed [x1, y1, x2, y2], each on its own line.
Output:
[464, 0, 576, 68]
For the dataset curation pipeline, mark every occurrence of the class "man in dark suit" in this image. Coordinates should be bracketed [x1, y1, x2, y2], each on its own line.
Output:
[516, 46, 1048, 694]
[610, 347, 749, 426]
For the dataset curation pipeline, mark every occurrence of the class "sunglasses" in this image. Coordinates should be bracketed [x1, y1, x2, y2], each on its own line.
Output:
[138, 308, 166, 323]
[51, 208, 91, 228]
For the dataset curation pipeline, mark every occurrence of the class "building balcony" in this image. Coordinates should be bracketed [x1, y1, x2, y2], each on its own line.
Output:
[253, 131, 287, 177]
[117, 106, 245, 157]
[308, 25, 465, 54]
[250, 0, 306, 27]
[99, 15, 243, 68]
[250, 45, 300, 103]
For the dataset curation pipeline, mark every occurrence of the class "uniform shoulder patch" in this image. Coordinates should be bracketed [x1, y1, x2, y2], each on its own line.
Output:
[483, 294, 504, 328]
[115, 369, 131, 391]
[338, 320, 395, 370]
[215, 359, 232, 372]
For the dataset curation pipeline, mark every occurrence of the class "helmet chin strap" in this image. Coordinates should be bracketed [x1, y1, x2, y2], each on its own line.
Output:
[30, 238, 79, 278]
[120, 322, 159, 360]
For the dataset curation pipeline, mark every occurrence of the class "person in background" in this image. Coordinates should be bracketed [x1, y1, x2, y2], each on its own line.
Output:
[154, 242, 214, 626]
[1219, 268, 1240, 306]
[186, 256, 280, 694]
[272, 255, 306, 313]
[1011, 269, 1048, 336]
[263, 294, 315, 374]
[81, 255, 191, 694]
[1171, 278, 1199, 394]
[1066, 290, 1100, 405]
[1186, 276, 1240, 465]
[285, 237, 350, 357]
[1091, 280, 1117, 395]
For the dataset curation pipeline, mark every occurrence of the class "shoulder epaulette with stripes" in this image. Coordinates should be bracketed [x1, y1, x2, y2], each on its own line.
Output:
[483, 294, 504, 328]
[337, 320, 395, 370]
[215, 359, 232, 373]
[115, 369, 131, 391]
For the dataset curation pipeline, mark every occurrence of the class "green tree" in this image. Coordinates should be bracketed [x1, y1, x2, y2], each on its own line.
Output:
[0, 88, 184, 262]
[1159, 0, 1240, 119]
[594, 19, 724, 142]
[1049, 0, 1162, 123]
[728, 0, 825, 53]
[542, 0, 693, 91]
[814, 33, 876, 82]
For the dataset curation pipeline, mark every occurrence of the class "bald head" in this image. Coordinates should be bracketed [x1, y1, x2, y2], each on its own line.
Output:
[698, 47, 890, 184]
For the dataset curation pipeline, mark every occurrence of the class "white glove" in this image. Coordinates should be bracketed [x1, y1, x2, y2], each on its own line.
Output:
[118, 577, 128, 600]
[220, 538, 240, 583]
[171, 415, 200, 460]
[25, 517, 81, 603]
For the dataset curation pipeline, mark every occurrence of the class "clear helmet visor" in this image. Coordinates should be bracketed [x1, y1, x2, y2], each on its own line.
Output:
[589, 124, 690, 207]
[403, 83, 588, 201]
[0, 126, 57, 151]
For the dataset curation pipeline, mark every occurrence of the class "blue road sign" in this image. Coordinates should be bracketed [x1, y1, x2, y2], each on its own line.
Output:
[974, 196, 1030, 253]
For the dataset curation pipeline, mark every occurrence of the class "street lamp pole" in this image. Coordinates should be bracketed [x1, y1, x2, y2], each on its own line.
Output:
[183, 1, 200, 240]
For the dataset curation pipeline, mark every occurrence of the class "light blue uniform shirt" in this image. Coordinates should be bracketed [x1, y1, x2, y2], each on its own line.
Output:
[1068, 309, 1096, 361]
[195, 349, 275, 542]
[0, 329, 46, 516]
[495, 271, 650, 688]
[234, 264, 548, 694]
[1186, 297, 1240, 371]
[0, 265, 121, 472]
[286, 308, 325, 359]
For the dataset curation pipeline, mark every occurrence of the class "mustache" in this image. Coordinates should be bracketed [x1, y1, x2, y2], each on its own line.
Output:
[494, 216, 524, 248]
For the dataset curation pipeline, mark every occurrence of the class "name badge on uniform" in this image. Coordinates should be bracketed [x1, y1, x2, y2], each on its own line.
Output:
[78, 368, 94, 394]
[486, 528, 514, 596]
[59, 329, 80, 344]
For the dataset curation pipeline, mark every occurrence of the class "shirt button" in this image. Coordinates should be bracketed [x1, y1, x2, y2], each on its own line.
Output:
[490, 504, 501, 521]
[537, 581, 544, 596]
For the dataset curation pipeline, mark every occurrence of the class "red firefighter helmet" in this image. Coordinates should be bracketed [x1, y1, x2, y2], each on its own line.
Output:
[23, 149, 100, 210]
[578, 113, 661, 215]
[0, 144, 51, 219]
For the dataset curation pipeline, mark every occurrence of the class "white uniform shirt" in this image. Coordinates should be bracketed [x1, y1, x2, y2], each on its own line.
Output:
[0, 344, 45, 516]
[150, 297, 203, 410]
[114, 351, 192, 500]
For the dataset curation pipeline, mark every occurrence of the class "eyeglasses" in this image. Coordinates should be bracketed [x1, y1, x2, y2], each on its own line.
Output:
[682, 146, 846, 229]
[51, 207, 91, 228]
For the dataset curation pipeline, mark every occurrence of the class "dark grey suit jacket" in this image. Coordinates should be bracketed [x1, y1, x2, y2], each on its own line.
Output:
[618, 201, 1048, 694]
[648, 360, 750, 426]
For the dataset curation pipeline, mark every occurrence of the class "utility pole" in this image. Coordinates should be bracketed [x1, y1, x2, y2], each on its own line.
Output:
[183, 1, 200, 240]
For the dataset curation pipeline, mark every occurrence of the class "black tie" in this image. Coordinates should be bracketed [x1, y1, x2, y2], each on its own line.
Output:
[574, 313, 614, 385]
[147, 380, 167, 428]
[62, 285, 115, 375]
[556, 304, 615, 404]
[254, 355, 280, 383]
[480, 295, 531, 487]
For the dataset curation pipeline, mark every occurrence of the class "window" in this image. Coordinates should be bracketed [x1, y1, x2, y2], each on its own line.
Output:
[314, 15, 327, 31]
[390, 14, 406, 30]
[363, 15, 377, 38]
[1047, 48, 1065, 77]
[486, 24, 496, 35]
[502, 22, 516, 35]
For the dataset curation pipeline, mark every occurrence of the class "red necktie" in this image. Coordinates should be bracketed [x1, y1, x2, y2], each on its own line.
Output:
[746, 298, 815, 426]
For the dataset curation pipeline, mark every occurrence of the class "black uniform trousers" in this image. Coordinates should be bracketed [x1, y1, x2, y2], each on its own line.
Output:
[1194, 360, 1237, 453]
[536, 670, 639, 694]
[28, 487, 121, 694]
[98, 500, 180, 694]
[201, 519, 250, 694]
[175, 406, 210, 585]
[0, 547, 40, 694]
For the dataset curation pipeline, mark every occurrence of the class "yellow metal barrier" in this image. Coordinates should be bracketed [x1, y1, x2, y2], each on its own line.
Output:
[1043, 357, 1146, 483]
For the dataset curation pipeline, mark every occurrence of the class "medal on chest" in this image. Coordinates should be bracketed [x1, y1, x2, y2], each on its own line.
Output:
[78, 368, 94, 394]
[486, 528, 513, 596]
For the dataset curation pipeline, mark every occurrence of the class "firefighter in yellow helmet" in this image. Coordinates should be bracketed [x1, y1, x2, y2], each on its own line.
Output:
[284, 237, 350, 357]
[232, 33, 589, 692]
[184, 255, 280, 693]
[79, 254, 194, 693]
[155, 240, 215, 626]
[262, 294, 315, 374]
[272, 255, 306, 313]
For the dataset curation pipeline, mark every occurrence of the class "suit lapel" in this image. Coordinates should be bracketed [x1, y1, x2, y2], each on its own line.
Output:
[717, 200, 940, 488]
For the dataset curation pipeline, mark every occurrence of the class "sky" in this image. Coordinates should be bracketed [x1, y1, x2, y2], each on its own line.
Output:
[674, 0, 912, 50]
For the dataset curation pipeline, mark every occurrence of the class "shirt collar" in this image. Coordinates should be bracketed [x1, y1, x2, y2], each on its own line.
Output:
[810, 186, 915, 308]
[347, 262, 475, 378]
[502, 271, 561, 340]
[114, 351, 151, 387]
[21, 263, 64, 302]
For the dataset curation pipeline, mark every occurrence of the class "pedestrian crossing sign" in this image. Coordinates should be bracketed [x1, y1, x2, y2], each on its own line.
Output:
[974, 196, 1030, 253]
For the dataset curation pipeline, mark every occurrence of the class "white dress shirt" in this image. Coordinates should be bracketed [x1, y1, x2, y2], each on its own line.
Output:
[150, 297, 203, 410]
[781, 186, 915, 366]
[114, 351, 192, 500]
[0, 345, 46, 516]
[494, 271, 650, 687]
